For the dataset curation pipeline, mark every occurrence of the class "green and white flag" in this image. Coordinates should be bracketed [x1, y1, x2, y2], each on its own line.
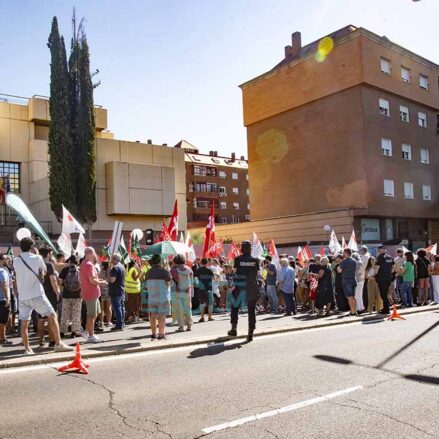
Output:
[118, 236, 130, 264]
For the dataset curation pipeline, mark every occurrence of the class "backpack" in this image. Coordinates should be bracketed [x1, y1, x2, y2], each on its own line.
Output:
[64, 266, 80, 292]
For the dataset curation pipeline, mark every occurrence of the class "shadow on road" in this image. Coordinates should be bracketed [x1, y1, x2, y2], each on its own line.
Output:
[187, 340, 249, 359]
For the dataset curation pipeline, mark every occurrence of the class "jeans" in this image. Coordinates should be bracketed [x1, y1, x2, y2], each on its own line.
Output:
[395, 276, 404, 300]
[266, 284, 278, 312]
[281, 292, 296, 315]
[400, 281, 413, 307]
[110, 295, 125, 329]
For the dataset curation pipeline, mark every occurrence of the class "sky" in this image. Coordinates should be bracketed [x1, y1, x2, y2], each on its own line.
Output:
[1, 0, 438, 157]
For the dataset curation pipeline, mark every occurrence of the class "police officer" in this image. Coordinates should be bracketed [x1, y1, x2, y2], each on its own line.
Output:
[227, 241, 260, 342]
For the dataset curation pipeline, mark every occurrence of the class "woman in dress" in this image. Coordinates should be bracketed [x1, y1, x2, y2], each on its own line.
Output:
[170, 254, 194, 332]
[315, 257, 334, 316]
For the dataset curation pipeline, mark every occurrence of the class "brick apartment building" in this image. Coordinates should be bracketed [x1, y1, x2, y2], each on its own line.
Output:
[175, 140, 249, 228]
[239, 25, 439, 248]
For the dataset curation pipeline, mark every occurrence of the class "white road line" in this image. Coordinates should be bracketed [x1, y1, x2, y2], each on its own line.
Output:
[202, 385, 364, 434]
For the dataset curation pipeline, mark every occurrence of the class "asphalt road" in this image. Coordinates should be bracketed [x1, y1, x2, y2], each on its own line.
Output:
[1, 310, 439, 439]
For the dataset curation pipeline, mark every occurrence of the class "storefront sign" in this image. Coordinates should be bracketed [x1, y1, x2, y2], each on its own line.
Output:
[361, 218, 380, 241]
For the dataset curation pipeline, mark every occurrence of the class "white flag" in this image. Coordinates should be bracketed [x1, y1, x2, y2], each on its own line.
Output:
[57, 233, 72, 258]
[62, 205, 85, 235]
[185, 231, 196, 263]
[328, 230, 342, 254]
[75, 233, 87, 259]
[251, 232, 264, 259]
[348, 230, 359, 252]
[341, 236, 348, 250]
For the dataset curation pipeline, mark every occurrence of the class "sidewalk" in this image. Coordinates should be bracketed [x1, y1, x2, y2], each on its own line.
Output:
[1, 304, 438, 369]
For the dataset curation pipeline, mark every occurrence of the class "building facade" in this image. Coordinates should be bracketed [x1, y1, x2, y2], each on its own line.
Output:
[239, 26, 439, 248]
[0, 94, 187, 244]
[176, 140, 249, 229]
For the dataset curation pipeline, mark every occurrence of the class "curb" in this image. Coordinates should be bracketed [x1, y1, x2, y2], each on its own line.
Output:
[2, 305, 438, 370]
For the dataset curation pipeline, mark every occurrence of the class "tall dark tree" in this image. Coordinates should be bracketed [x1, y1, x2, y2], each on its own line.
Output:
[47, 17, 76, 219]
[77, 34, 97, 231]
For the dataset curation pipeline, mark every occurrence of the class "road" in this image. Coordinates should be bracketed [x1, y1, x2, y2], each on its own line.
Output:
[1, 310, 438, 438]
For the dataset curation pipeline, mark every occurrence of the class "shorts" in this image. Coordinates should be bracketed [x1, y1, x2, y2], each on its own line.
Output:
[0, 301, 11, 324]
[85, 299, 101, 318]
[19, 295, 55, 321]
[342, 281, 357, 298]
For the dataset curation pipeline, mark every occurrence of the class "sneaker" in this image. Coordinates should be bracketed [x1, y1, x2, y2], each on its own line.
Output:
[87, 335, 102, 344]
[95, 326, 104, 333]
[24, 349, 35, 355]
[54, 342, 74, 352]
[81, 330, 89, 339]
[1, 338, 12, 346]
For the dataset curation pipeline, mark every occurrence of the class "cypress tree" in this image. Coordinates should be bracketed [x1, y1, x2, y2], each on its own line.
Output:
[47, 17, 76, 220]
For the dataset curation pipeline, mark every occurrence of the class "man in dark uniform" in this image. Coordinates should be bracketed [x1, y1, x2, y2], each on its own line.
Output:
[228, 241, 260, 342]
[374, 245, 395, 314]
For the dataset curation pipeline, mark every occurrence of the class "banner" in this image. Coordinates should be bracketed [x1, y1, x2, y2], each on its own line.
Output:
[328, 230, 342, 254]
[57, 233, 73, 258]
[62, 205, 85, 235]
[348, 230, 359, 252]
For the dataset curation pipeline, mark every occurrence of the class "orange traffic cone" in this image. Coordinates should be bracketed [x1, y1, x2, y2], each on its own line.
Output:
[57, 343, 90, 374]
[387, 304, 406, 321]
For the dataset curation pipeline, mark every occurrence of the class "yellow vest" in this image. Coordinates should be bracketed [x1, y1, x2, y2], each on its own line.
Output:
[125, 267, 141, 294]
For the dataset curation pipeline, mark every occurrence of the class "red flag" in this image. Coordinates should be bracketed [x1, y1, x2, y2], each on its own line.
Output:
[168, 200, 178, 241]
[159, 220, 172, 242]
[319, 245, 326, 257]
[268, 238, 281, 270]
[202, 203, 216, 257]
[297, 245, 313, 267]
[208, 239, 224, 258]
[227, 241, 241, 261]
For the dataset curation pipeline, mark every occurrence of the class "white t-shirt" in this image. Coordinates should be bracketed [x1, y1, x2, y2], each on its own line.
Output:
[13, 252, 46, 301]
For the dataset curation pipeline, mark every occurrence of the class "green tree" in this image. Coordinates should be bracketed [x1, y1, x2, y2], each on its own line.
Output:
[47, 17, 76, 220]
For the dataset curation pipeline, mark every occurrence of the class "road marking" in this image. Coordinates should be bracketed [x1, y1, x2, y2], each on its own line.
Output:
[202, 385, 364, 434]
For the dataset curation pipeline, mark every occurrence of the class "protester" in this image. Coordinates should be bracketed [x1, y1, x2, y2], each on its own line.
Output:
[0, 254, 12, 345]
[13, 238, 71, 354]
[400, 252, 415, 307]
[337, 249, 357, 316]
[334, 254, 349, 312]
[277, 258, 296, 316]
[393, 248, 405, 303]
[264, 255, 278, 314]
[352, 253, 365, 313]
[145, 254, 172, 340]
[315, 256, 334, 316]
[58, 255, 82, 338]
[170, 254, 194, 332]
[416, 249, 431, 306]
[374, 245, 394, 314]
[308, 257, 321, 315]
[365, 257, 382, 313]
[97, 261, 112, 327]
[80, 247, 107, 343]
[431, 255, 439, 304]
[296, 259, 310, 310]
[139, 259, 151, 319]
[109, 254, 126, 331]
[196, 258, 214, 322]
[359, 246, 370, 310]
[125, 259, 142, 323]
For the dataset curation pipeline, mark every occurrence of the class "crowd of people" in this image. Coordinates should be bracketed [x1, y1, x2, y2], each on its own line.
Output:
[1, 237, 438, 353]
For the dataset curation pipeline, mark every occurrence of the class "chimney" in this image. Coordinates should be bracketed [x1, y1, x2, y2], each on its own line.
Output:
[209, 151, 214, 156]
[162, 143, 168, 146]
[291, 31, 302, 58]
[231, 152, 236, 161]
[147, 139, 152, 144]
[284, 45, 293, 58]
[240, 155, 245, 160]
[214, 151, 218, 157]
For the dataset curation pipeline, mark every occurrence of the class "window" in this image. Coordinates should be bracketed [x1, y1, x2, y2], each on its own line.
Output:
[246, 174, 248, 181]
[401, 66, 411, 83]
[380, 57, 391, 75]
[402, 144, 412, 160]
[206, 183, 217, 193]
[0, 162, 20, 193]
[404, 182, 414, 199]
[206, 167, 217, 177]
[193, 165, 206, 176]
[383, 179, 394, 197]
[233, 202, 239, 210]
[381, 138, 392, 156]
[219, 170, 226, 179]
[422, 185, 432, 201]
[218, 186, 227, 196]
[220, 202, 227, 210]
[400, 105, 409, 122]
[419, 74, 429, 90]
[379, 98, 390, 116]
[232, 187, 239, 195]
[418, 112, 427, 127]
[232, 172, 238, 180]
[420, 148, 430, 164]
[247, 203, 250, 210]
[244, 214, 251, 221]
[218, 217, 228, 224]
[246, 189, 250, 196]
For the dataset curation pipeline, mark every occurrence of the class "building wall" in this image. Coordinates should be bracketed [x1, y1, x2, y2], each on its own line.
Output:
[247, 86, 367, 220]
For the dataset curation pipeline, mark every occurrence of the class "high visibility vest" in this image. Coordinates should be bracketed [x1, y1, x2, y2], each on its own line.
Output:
[125, 267, 141, 294]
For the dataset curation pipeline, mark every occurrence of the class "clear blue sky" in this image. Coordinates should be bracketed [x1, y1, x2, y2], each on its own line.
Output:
[1, 0, 437, 156]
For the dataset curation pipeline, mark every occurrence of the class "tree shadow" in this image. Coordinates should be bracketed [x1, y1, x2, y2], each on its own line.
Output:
[187, 340, 249, 359]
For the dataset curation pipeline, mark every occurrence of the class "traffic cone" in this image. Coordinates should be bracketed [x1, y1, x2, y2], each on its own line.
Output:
[57, 343, 90, 374]
[387, 304, 406, 321]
